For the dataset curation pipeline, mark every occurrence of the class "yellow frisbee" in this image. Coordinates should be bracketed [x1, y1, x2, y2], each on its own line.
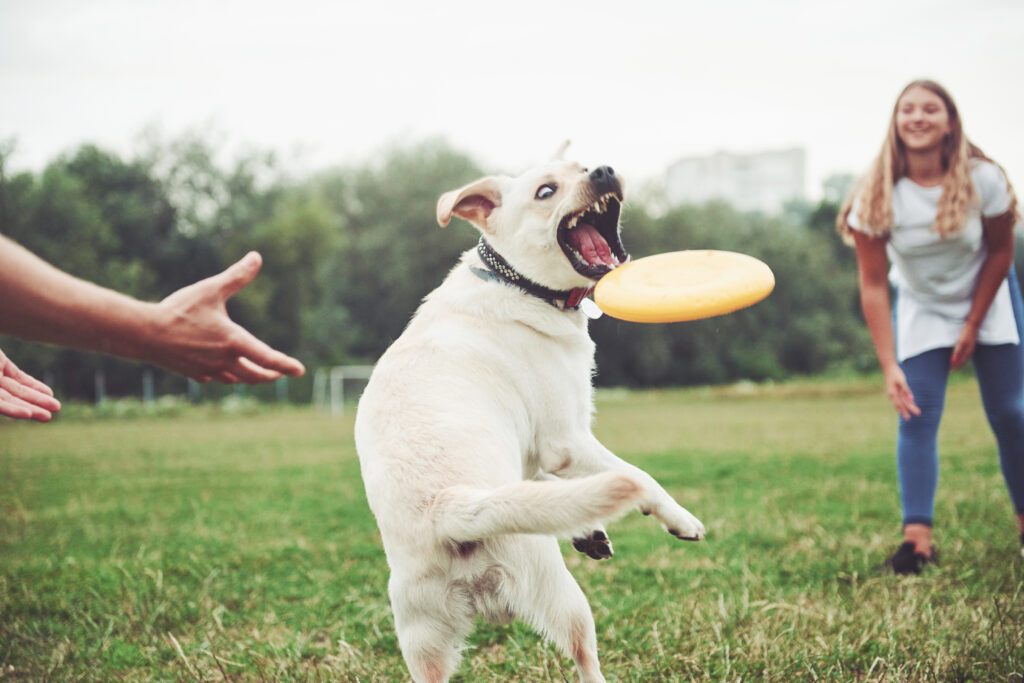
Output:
[594, 250, 775, 323]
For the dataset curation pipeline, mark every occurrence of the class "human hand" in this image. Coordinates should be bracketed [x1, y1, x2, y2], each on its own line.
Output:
[950, 321, 979, 370]
[0, 348, 61, 421]
[146, 252, 306, 383]
[883, 364, 921, 421]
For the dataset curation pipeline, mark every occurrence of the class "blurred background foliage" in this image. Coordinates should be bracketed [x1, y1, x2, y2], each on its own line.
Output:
[3, 135, 1020, 401]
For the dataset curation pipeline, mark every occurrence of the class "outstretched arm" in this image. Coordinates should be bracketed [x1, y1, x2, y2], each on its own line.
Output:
[853, 230, 920, 420]
[0, 235, 305, 388]
[951, 210, 1016, 369]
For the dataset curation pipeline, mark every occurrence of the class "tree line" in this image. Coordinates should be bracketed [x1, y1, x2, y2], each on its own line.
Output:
[3, 135, 1019, 402]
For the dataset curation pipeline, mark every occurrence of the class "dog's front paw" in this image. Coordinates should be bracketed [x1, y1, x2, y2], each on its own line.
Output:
[572, 529, 614, 560]
[661, 506, 705, 542]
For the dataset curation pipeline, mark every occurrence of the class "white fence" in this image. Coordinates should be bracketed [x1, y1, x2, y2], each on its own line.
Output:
[68, 365, 374, 415]
[312, 365, 374, 416]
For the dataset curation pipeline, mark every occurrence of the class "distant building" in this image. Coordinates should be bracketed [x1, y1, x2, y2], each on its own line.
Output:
[665, 147, 806, 214]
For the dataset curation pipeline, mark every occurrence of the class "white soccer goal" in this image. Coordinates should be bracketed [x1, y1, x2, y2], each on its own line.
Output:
[312, 365, 374, 416]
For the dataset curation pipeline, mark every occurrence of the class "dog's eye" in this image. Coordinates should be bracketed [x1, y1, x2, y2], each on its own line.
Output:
[535, 184, 557, 200]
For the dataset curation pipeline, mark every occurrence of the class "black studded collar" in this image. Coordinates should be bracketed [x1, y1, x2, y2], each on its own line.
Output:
[471, 237, 592, 311]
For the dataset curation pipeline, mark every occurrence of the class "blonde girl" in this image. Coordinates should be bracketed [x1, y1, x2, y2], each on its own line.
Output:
[838, 80, 1023, 574]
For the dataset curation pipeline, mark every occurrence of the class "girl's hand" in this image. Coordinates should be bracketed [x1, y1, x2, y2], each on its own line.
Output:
[950, 321, 979, 370]
[884, 364, 921, 421]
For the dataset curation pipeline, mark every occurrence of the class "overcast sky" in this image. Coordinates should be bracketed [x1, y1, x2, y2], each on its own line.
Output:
[2, 0, 1022, 199]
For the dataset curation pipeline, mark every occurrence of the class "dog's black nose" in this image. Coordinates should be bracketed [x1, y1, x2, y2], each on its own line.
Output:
[589, 166, 619, 195]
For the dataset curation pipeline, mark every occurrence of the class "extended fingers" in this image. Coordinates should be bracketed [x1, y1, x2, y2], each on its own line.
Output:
[230, 328, 305, 377]
[2, 359, 54, 396]
[215, 252, 263, 300]
[889, 392, 910, 421]
[896, 398, 916, 421]
[901, 384, 920, 415]
[0, 398, 35, 420]
[0, 376, 61, 413]
[888, 377, 920, 421]
[226, 357, 282, 384]
[209, 359, 281, 385]
[894, 386, 920, 420]
[181, 353, 291, 385]
[0, 350, 57, 421]
[0, 387, 53, 422]
[951, 343, 974, 370]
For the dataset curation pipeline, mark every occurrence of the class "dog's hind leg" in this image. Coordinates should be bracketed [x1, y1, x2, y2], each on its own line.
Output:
[389, 572, 472, 683]
[507, 536, 608, 683]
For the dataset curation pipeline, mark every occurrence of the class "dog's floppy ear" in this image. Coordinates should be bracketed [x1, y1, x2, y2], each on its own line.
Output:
[551, 139, 571, 161]
[436, 177, 502, 233]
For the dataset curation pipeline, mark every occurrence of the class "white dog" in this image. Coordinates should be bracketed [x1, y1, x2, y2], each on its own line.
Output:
[355, 155, 705, 683]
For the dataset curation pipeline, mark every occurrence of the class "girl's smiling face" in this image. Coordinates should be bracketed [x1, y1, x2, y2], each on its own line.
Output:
[895, 86, 951, 153]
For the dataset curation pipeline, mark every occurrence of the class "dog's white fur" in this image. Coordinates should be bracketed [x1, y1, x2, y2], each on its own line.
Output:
[355, 159, 704, 683]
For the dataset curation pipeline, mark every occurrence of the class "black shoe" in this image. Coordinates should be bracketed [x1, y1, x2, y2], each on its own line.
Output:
[886, 541, 937, 575]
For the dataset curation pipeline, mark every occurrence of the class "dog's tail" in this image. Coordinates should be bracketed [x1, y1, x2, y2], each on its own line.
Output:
[432, 472, 643, 543]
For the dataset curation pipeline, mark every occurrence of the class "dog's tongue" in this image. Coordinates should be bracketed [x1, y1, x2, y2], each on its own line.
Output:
[567, 223, 618, 266]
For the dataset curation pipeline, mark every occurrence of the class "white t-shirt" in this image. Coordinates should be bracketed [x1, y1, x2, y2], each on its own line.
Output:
[849, 159, 1018, 361]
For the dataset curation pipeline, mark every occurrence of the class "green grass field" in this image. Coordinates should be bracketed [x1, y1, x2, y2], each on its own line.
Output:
[2, 378, 1022, 682]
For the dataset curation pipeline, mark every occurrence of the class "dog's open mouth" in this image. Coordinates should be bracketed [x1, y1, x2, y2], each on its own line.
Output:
[557, 193, 629, 280]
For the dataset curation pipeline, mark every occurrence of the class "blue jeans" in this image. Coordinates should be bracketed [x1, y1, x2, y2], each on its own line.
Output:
[897, 268, 1024, 526]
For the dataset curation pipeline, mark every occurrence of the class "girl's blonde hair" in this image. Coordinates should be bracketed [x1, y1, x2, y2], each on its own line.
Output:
[837, 79, 1018, 242]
